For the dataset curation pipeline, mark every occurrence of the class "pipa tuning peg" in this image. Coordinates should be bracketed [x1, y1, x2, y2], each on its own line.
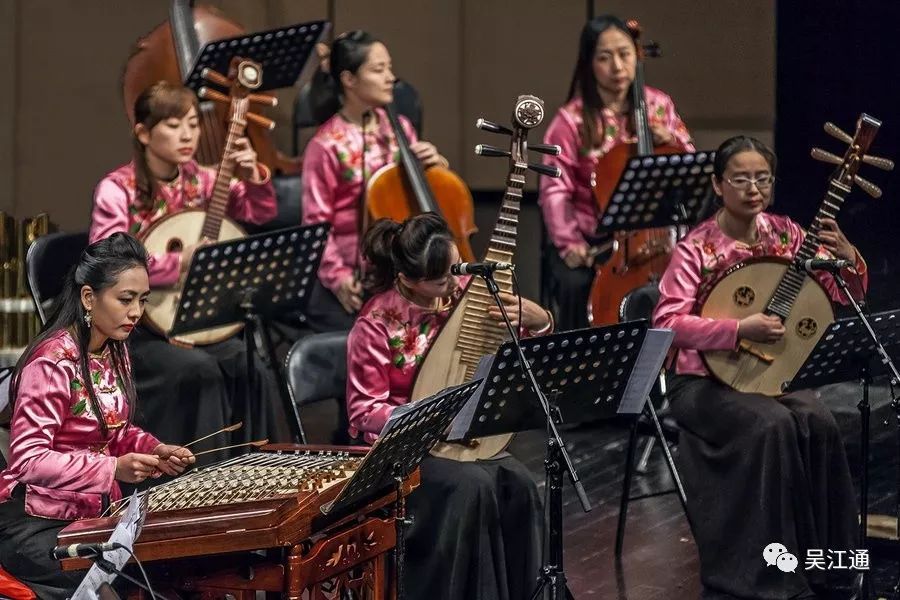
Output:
[474, 144, 511, 158]
[824, 122, 853, 144]
[863, 154, 895, 171]
[810, 147, 842, 165]
[531, 144, 562, 156]
[529, 162, 561, 178]
[476, 118, 512, 136]
[853, 174, 882, 198]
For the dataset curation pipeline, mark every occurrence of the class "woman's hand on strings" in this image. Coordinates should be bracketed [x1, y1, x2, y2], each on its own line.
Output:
[115, 453, 160, 484]
[410, 141, 447, 169]
[488, 292, 552, 331]
[152, 444, 196, 477]
[336, 276, 363, 314]
[230, 137, 262, 183]
[738, 313, 785, 344]
[817, 218, 857, 263]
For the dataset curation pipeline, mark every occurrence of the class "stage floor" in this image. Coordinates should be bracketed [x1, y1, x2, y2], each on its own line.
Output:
[510, 378, 900, 599]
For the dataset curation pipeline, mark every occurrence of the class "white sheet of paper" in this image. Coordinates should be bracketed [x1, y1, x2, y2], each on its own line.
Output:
[70, 491, 146, 600]
[617, 328, 674, 415]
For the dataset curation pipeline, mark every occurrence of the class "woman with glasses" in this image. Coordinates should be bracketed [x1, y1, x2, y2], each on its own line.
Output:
[652, 136, 867, 599]
[539, 15, 693, 331]
[301, 30, 448, 332]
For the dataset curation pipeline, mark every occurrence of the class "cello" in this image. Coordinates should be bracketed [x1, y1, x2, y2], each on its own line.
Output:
[587, 20, 687, 325]
[366, 100, 478, 263]
[122, 0, 302, 174]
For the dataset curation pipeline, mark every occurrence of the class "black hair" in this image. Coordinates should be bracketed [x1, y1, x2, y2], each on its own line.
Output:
[363, 213, 455, 294]
[565, 15, 636, 152]
[11, 233, 148, 436]
[713, 135, 777, 180]
[309, 30, 380, 125]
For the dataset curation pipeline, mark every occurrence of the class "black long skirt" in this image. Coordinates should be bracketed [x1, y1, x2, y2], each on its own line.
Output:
[0, 486, 84, 600]
[668, 375, 858, 599]
[127, 326, 284, 458]
[403, 455, 544, 600]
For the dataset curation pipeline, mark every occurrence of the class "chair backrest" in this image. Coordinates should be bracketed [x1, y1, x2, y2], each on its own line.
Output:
[618, 282, 661, 323]
[0, 367, 12, 466]
[25, 231, 89, 324]
[284, 331, 350, 443]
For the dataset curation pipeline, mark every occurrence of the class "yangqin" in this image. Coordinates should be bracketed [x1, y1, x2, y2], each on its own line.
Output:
[57, 445, 418, 599]
[699, 113, 892, 396]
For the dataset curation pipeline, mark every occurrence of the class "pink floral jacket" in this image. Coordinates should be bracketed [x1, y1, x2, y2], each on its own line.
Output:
[346, 277, 554, 444]
[539, 89, 694, 257]
[301, 109, 417, 294]
[0, 330, 160, 520]
[652, 212, 868, 376]
[90, 160, 276, 287]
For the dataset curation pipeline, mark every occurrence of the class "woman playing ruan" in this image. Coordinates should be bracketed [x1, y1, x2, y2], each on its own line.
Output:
[653, 136, 866, 599]
[90, 81, 282, 450]
[347, 213, 551, 600]
[302, 31, 448, 332]
[0, 234, 195, 600]
[540, 15, 693, 330]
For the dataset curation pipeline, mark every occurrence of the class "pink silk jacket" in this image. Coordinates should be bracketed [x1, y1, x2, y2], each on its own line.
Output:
[90, 160, 276, 287]
[301, 109, 417, 294]
[539, 89, 694, 257]
[652, 212, 868, 377]
[0, 331, 160, 520]
[346, 278, 552, 444]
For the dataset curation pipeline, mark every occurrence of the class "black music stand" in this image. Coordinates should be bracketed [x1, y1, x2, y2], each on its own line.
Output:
[445, 320, 676, 600]
[182, 21, 330, 93]
[597, 151, 717, 233]
[785, 306, 900, 600]
[170, 224, 329, 443]
[321, 380, 483, 600]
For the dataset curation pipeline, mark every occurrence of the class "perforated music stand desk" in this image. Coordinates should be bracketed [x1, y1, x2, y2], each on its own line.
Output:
[183, 20, 330, 93]
[597, 151, 717, 233]
[785, 308, 900, 392]
[446, 321, 674, 441]
[323, 380, 483, 516]
[169, 223, 329, 443]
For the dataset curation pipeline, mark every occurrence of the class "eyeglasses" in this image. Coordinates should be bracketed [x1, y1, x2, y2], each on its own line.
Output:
[726, 175, 775, 191]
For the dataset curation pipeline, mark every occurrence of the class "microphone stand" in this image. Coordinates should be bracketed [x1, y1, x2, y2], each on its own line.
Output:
[477, 269, 590, 600]
[828, 270, 900, 600]
[83, 551, 168, 600]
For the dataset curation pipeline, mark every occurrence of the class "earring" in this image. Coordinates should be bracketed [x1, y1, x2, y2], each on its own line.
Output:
[84, 310, 92, 328]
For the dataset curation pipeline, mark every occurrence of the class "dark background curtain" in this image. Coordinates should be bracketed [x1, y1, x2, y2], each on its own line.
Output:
[776, 0, 900, 309]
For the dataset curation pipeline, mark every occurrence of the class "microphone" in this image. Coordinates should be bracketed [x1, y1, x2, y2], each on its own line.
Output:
[50, 542, 123, 560]
[450, 261, 514, 276]
[802, 258, 852, 273]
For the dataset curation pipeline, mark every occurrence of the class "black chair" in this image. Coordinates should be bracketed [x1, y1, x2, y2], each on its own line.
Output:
[1, 366, 14, 468]
[25, 231, 89, 325]
[614, 281, 689, 556]
[284, 331, 351, 445]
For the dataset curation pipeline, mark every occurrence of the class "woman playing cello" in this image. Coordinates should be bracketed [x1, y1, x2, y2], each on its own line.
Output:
[301, 30, 449, 332]
[540, 15, 693, 330]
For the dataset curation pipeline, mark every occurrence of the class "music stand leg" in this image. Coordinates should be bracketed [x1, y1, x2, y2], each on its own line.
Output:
[856, 365, 872, 600]
[258, 316, 305, 443]
[615, 418, 640, 558]
[530, 431, 573, 600]
[241, 291, 259, 444]
[646, 400, 688, 512]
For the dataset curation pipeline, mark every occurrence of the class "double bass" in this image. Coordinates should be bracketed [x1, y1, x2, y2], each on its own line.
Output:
[587, 20, 687, 325]
[123, 0, 302, 174]
[366, 100, 478, 262]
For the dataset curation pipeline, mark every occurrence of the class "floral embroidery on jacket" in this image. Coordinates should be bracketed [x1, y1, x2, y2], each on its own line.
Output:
[371, 309, 439, 370]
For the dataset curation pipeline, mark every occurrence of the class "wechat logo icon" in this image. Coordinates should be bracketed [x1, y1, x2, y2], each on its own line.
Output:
[763, 542, 798, 573]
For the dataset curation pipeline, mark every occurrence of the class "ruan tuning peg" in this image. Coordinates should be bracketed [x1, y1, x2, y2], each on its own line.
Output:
[862, 154, 895, 171]
[824, 122, 853, 144]
[201, 68, 230, 88]
[476, 118, 513, 136]
[810, 147, 842, 165]
[853, 174, 882, 198]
